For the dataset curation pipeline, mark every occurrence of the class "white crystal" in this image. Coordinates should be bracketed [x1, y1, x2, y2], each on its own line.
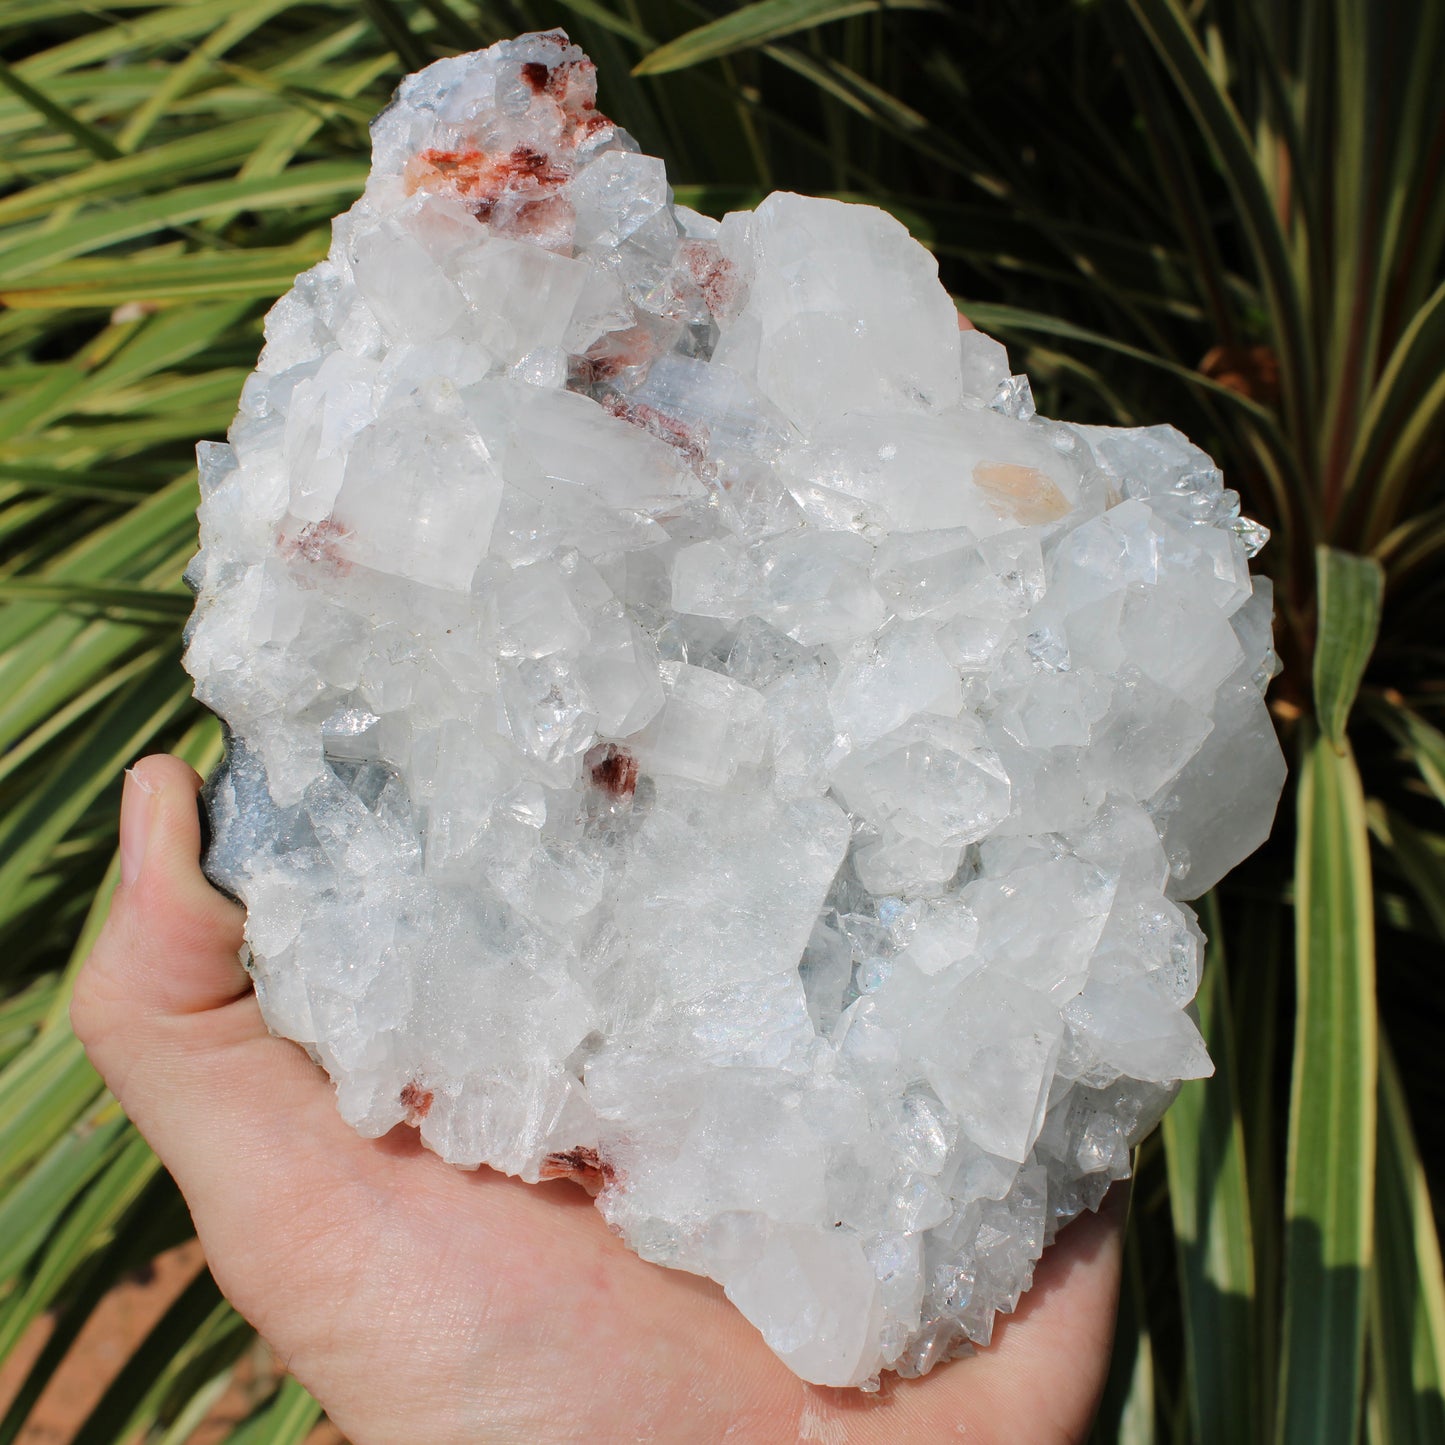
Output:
[186, 31, 1286, 1391]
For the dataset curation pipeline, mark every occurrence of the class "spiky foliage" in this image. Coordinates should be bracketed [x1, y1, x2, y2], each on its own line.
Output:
[0, 2, 1440, 1439]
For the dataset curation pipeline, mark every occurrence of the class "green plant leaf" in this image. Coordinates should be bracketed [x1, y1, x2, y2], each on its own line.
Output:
[0, 1176, 191, 1445]
[0, 162, 365, 280]
[1368, 804, 1445, 939]
[0, 580, 192, 623]
[1373, 698, 1445, 807]
[115, 0, 297, 155]
[1348, 278, 1445, 549]
[0, 462, 154, 499]
[0, 55, 120, 161]
[1371, 1040, 1445, 1443]
[223, 1375, 325, 1445]
[0, 116, 279, 229]
[0, 1099, 128, 1283]
[0, 1128, 161, 1366]
[71, 1271, 249, 1445]
[1163, 893, 1263, 1443]
[1312, 546, 1385, 751]
[634, 0, 942, 76]
[0, 1027, 102, 1192]
[0, 241, 325, 310]
[361, 0, 432, 74]
[1125, 0, 1312, 468]
[9, 0, 282, 83]
[1092, 1210, 1156, 1445]
[0, 620, 157, 762]
[1277, 727, 1377, 1445]
[0, 469, 199, 670]
[0, 975, 55, 1070]
[0, 658, 194, 918]
[1104, 8, 1243, 356]
[1229, 895, 1284, 1425]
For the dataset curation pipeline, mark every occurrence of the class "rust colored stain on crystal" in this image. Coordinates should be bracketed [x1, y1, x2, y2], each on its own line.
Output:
[582, 324, 656, 382]
[586, 742, 639, 799]
[416, 148, 482, 178]
[540, 1146, 614, 1191]
[400, 1081, 434, 1123]
[538, 57, 595, 111]
[402, 56, 613, 228]
[279, 517, 351, 572]
[518, 56, 593, 107]
[508, 145, 562, 181]
[681, 240, 738, 316]
[404, 145, 569, 222]
[603, 394, 707, 470]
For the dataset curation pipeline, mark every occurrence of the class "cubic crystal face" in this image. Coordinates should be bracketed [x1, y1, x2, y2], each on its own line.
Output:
[184, 31, 1286, 1388]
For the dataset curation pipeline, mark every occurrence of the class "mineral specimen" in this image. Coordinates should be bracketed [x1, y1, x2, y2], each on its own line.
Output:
[185, 30, 1286, 1388]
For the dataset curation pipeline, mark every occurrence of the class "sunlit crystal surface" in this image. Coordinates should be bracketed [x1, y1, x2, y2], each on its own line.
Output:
[185, 31, 1286, 1388]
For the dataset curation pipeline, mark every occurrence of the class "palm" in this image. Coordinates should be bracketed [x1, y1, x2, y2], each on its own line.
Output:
[74, 756, 1124, 1444]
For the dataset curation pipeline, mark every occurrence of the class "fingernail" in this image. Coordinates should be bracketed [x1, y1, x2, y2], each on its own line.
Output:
[119, 767, 158, 888]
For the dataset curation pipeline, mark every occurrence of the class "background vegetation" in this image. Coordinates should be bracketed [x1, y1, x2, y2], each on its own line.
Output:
[0, 0, 1441, 1439]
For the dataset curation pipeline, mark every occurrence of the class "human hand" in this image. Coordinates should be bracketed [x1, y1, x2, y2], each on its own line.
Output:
[73, 756, 1124, 1445]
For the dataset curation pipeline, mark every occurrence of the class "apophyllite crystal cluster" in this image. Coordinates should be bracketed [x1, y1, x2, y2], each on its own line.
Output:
[185, 31, 1286, 1387]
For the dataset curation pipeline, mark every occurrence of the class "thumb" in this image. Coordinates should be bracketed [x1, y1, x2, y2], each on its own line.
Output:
[71, 753, 336, 1195]
[88, 754, 251, 1025]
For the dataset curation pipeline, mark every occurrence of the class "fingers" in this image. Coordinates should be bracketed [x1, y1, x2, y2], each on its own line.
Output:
[957, 310, 976, 331]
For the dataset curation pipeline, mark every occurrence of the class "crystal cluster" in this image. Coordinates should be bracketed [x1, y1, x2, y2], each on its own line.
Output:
[186, 32, 1286, 1388]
